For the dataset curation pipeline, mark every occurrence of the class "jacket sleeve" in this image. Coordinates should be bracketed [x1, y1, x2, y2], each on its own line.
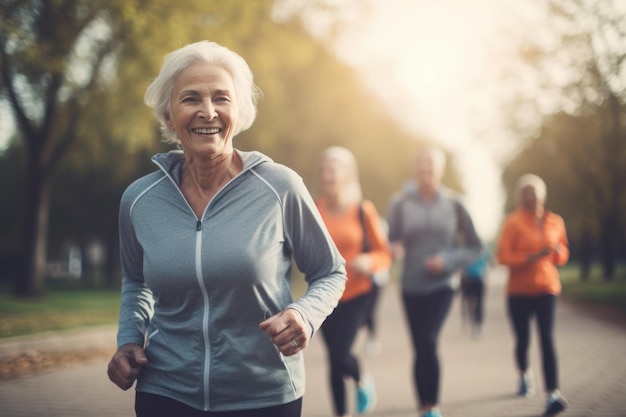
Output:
[362, 200, 393, 273]
[441, 200, 482, 273]
[386, 194, 404, 243]
[282, 175, 346, 337]
[550, 215, 570, 266]
[116, 189, 154, 348]
[496, 215, 529, 267]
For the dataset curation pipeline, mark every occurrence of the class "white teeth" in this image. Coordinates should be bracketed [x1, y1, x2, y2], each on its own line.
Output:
[192, 128, 220, 134]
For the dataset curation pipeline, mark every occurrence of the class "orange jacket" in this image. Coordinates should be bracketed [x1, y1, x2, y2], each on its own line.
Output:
[497, 208, 569, 296]
[316, 199, 392, 303]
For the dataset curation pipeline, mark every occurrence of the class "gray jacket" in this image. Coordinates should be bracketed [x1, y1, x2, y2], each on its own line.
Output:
[387, 183, 482, 295]
[116, 150, 346, 411]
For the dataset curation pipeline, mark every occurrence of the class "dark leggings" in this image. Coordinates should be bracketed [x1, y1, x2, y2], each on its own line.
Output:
[461, 279, 485, 325]
[402, 288, 455, 408]
[364, 284, 381, 335]
[507, 294, 559, 391]
[320, 291, 372, 416]
[135, 392, 302, 417]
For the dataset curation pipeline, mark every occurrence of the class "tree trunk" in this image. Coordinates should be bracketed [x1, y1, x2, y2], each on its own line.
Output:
[600, 93, 623, 282]
[14, 155, 52, 297]
[600, 213, 616, 281]
[578, 229, 592, 281]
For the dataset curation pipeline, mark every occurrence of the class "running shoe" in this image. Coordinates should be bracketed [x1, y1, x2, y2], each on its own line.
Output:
[356, 373, 376, 414]
[421, 408, 442, 417]
[518, 372, 535, 397]
[543, 391, 568, 416]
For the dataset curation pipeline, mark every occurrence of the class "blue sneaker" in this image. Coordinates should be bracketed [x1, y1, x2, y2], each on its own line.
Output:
[356, 373, 376, 414]
[421, 408, 442, 417]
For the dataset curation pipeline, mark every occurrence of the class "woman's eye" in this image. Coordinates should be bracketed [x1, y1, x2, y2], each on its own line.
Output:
[215, 96, 230, 103]
[181, 96, 199, 103]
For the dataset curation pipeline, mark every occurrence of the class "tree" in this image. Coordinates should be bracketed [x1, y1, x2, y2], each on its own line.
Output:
[498, 0, 626, 280]
[1, 0, 274, 295]
[0, 0, 129, 295]
[0, 0, 216, 295]
[501, 111, 602, 264]
[0, 0, 427, 296]
[0, 141, 26, 284]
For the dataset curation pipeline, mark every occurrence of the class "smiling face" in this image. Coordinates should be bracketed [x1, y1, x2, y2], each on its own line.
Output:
[166, 62, 239, 159]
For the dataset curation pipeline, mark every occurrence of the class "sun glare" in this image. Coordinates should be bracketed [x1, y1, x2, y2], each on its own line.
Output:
[332, 0, 524, 240]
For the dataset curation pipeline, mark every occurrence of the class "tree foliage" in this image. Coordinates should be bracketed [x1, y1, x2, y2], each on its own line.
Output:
[0, 0, 426, 294]
[499, 0, 626, 279]
[1, 0, 134, 295]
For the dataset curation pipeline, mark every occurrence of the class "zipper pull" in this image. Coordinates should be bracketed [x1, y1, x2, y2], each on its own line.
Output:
[196, 220, 202, 231]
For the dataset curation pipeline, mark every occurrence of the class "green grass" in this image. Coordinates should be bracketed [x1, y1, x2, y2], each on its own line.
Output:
[560, 264, 626, 314]
[0, 269, 320, 339]
[0, 281, 121, 338]
[1, 264, 623, 338]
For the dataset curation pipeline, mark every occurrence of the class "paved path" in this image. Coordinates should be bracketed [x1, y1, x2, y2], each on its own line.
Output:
[1, 266, 625, 417]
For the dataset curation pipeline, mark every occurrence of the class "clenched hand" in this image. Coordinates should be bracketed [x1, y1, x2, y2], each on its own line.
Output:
[259, 309, 308, 356]
[107, 343, 148, 390]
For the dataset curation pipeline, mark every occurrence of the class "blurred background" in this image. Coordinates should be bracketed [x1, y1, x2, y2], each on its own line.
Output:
[0, 0, 624, 299]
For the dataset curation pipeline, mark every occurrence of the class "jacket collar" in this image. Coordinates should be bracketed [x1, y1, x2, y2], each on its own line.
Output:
[151, 149, 272, 185]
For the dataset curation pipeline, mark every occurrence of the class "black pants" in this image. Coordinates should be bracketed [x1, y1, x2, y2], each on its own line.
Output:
[461, 278, 485, 325]
[135, 392, 302, 417]
[320, 291, 372, 416]
[507, 294, 559, 391]
[363, 284, 381, 335]
[402, 288, 454, 408]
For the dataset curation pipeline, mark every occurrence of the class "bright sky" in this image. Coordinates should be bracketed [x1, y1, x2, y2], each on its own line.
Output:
[325, 0, 546, 241]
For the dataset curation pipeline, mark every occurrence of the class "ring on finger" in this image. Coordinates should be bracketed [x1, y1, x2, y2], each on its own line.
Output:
[290, 338, 298, 348]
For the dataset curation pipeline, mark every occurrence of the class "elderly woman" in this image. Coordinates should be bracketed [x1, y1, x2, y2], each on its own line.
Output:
[497, 174, 569, 417]
[314, 146, 392, 416]
[107, 41, 347, 417]
[387, 146, 482, 417]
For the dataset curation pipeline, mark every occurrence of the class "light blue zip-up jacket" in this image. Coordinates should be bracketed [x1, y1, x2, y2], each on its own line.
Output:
[116, 149, 346, 412]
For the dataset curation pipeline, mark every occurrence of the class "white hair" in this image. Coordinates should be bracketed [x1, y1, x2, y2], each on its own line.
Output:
[144, 41, 262, 145]
[516, 173, 547, 201]
[319, 146, 363, 204]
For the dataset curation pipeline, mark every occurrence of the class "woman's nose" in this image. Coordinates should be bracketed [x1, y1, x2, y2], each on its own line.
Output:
[199, 99, 218, 120]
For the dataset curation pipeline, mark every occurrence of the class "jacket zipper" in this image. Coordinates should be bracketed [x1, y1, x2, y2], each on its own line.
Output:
[194, 219, 212, 410]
